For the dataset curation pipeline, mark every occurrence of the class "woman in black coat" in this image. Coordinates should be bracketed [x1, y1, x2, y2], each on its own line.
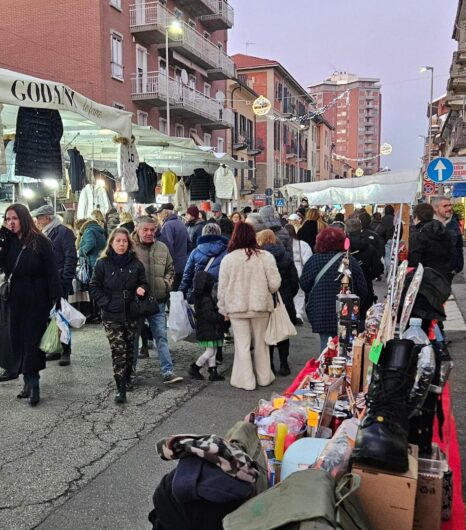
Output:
[90, 228, 148, 404]
[257, 229, 299, 376]
[0, 204, 61, 406]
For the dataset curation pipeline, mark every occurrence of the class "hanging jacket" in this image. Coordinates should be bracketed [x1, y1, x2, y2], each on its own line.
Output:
[68, 147, 86, 192]
[14, 107, 63, 180]
[135, 162, 157, 203]
[93, 168, 117, 203]
[190, 168, 215, 201]
[78, 220, 107, 269]
[5, 140, 15, 181]
[162, 169, 177, 195]
[118, 139, 139, 192]
[174, 178, 189, 212]
[77, 183, 112, 219]
[214, 166, 238, 200]
[158, 213, 190, 274]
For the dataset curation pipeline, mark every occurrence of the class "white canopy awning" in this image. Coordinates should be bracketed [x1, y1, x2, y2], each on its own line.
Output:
[0, 68, 133, 138]
[281, 171, 420, 205]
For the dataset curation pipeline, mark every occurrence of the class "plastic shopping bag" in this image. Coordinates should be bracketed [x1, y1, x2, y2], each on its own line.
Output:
[39, 317, 63, 355]
[167, 291, 195, 343]
[265, 291, 297, 346]
[59, 298, 86, 328]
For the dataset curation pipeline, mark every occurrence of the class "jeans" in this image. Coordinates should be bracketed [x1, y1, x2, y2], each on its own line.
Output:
[133, 303, 174, 376]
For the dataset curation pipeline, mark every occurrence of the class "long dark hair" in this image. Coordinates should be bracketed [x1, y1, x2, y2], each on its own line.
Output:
[5, 203, 44, 250]
[227, 222, 259, 258]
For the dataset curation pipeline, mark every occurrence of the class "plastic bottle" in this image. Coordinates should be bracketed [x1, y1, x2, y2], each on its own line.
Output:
[401, 317, 429, 344]
[274, 423, 288, 461]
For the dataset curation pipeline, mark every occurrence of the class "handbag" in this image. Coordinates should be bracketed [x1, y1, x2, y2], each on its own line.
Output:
[0, 245, 26, 301]
[130, 293, 160, 319]
[265, 291, 297, 346]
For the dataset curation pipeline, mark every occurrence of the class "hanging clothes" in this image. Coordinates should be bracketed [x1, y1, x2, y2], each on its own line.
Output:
[68, 147, 86, 192]
[4, 140, 15, 182]
[14, 107, 63, 180]
[135, 162, 157, 204]
[214, 165, 238, 200]
[77, 183, 112, 219]
[93, 168, 117, 203]
[189, 168, 216, 201]
[161, 169, 177, 195]
[0, 104, 5, 176]
[118, 138, 139, 192]
[174, 178, 189, 212]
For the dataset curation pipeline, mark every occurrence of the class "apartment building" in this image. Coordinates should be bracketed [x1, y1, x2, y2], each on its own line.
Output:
[309, 72, 382, 177]
[0, 0, 235, 151]
[232, 54, 315, 193]
[313, 115, 334, 181]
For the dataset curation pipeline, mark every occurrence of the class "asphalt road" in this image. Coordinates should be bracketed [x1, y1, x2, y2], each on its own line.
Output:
[1, 278, 465, 530]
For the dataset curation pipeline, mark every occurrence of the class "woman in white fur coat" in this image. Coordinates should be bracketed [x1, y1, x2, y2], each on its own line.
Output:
[217, 222, 281, 390]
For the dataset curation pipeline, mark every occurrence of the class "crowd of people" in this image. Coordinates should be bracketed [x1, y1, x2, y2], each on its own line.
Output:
[0, 195, 463, 406]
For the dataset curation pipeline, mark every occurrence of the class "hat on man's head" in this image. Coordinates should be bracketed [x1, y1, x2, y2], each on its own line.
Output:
[155, 203, 175, 214]
[288, 213, 302, 221]
[186, 205, 200, 218]
[145, 205, 157, 216]
[211, 203, 222, 213]
[31, 205, 54, 217]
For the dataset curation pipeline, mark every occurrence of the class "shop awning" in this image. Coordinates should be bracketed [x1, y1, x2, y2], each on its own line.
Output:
[0, 68, 133, 138]
[281, 171, 420, 205]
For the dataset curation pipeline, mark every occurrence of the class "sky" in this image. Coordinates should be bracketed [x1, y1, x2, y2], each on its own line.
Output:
[227, 0, 458, 171]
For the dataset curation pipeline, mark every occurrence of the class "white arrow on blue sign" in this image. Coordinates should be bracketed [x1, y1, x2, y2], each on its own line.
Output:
[427, 157, 454, 183]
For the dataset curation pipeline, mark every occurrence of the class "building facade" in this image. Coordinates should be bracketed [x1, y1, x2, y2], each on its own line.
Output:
[0, 0, 235, 151]
[232, 54, 315, 193]
[309, 72, 382, 177]
[313, 115, 334, 181]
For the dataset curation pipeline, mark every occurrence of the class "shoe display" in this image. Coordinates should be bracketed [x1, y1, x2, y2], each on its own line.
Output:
[352, 339, 417, 472]
[208, 367, 225, 382]
[163, 373, 183, 384]
[0, 370, 18, 382]
[138, 346, 149, 359]
[45, 352, 61, 362]
[58, 353, 71, 366]
[188, 363, 204, 380]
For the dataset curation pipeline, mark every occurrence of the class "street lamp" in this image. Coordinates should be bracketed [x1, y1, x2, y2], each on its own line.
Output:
[165, 19, 183, 136]
[420, 66, 434, 165]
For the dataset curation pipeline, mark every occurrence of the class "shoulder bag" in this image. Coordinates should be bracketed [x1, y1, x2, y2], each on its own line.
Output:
[309, 251, 344, 297]
[0, 245, 26, 302]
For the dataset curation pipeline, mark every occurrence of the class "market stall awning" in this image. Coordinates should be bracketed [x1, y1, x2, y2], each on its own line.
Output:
[281, 171, 420, 205]
[0, 68, 133, 138]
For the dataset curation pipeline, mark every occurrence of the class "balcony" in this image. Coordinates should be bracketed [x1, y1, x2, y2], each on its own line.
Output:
[131, 71, 234, 129]
[176, 0, 217, 16]
[129, 2, 235, 79]
[200, 0, 234, 31]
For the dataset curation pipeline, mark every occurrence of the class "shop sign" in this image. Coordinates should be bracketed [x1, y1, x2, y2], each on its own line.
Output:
[449, 158, 466, 183]
[254, 200, 266, 207]
[252, 95, 272, 116]
[255, 193, 267, 200]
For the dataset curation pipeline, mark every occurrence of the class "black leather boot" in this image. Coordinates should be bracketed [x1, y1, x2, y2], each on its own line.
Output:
[278, 343, 291, 376]
[125, 366, 134, 392]
[188, 362, 204, 380]
[114, 375, 127, 404]
[269, 347, 276, 374]
[352, 339, 417, 472]
[208, 367, 225, 382]
[27, 375, 40, 407]
[17, 382, 29, 399]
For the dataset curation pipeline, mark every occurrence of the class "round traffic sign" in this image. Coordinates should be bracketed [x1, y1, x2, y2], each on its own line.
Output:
[265, 187, 274, 197]
[427, 157, 454, 183]
[423, 182, 435, 195]
[380, 143, 393, 156]
[355, 168, 364, 177]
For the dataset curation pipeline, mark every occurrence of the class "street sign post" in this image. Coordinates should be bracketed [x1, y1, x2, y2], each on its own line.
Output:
[265, 188, 273, 197]
[427, 157, 454, 183]
[275, 198, 286, 207]
[423, 181, 436, 195]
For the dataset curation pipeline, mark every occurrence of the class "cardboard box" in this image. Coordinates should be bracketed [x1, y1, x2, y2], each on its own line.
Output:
[353, 448, 418, 530]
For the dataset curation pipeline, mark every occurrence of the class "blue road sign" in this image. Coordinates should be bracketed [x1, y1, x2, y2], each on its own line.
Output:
[427, 157, 454, 183]
[275, 198, 286, 207]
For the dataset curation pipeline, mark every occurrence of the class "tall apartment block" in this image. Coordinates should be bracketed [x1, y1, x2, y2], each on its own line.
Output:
[0, 0, 235, 152]
[309, 72, 382, 177]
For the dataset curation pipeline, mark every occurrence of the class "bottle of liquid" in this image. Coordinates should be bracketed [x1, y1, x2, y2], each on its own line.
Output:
[401, 317, 429, 344]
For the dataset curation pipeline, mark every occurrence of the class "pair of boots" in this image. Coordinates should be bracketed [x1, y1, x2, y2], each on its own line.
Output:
[189, 363, 224, 382]
[17, 374, 40, 407]
[114, 366, 134, 404]
[269, 346, 291, 377]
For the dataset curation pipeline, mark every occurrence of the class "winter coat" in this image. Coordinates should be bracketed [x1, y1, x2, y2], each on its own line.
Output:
[190, 168, 215, 201]
[174, 179, 189, 212]
[214, 166, 238, 200]
[445, 216, 464, 273]
[68, 148, 86, 193]
[118, 140, 139, 192]
[89, 251, 148, 323]
[14, 107, 63, 180]
[262, 243, 299, 324]
[179, 234, 228, 302]
[380, 213, 400, 242]
[162, 169, 177, 195]
[77, 183, 112, 219]
[369, 219, 383, 236]
[298, 220, 318, 251]
[217, 249, 281, 318]
[47, 223, 78, 296]
[0, 233, 61, 375]
[159, 213, 190, 274]
[270, 225, 293, 256]
[78, 221, 107, 270]
[300, 251, 368, 335]
[409, 220, 453, 279]
[258, 205, 293, 256]
[186, 220, 207, 248]
[292, 239, 313, 276]
[361, 228, 385, 259]
[135, 162, 157, 204]
[193, 271, 225, 342]
[132, 234, 174, 303]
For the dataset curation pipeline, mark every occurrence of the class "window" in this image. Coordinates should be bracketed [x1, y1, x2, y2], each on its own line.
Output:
[159, 118, 167, 135]
[203, 133, 211, 146]
[111, 32, 123, 80]
[175, 124, 185, 138]
[110, 0, 121, 10]
[174, 8, 183, 19]
[137, 110, 148, 126]
[113, 102, 125, 110]
[190, 128, 198, 138]
[203, 31, 210, 40]
[217, 137, 225, 153]
[188, 18, 196, 28]
[203, 83, 211, 97]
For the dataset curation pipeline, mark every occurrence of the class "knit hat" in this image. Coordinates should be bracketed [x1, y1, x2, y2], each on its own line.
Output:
[186, 205, 200, 219]
[259, 205, 280, 228]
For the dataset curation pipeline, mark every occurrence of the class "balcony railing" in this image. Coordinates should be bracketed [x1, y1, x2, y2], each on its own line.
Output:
[200, 0, 234, 31]
[176, 0, 217, 16]
[129, 2, 235, 79]
[131, 71, 234, 128]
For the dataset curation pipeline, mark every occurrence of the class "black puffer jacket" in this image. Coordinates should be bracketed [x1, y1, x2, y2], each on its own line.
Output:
[14, 107, 63, 180]
[192, 271, 224, 342]
[48, 223, 78, 296]
[408, 220, 453, 279]
[262, 243, 299, 324]
[90, 250, 148, 323]
[189, 168, 215, 201]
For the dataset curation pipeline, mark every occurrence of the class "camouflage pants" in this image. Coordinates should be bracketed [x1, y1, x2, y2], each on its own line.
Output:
[102, 320, 137, 379]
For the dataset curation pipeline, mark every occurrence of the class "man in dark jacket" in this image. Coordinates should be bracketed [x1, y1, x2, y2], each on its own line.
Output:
[359, 212, 385, 260]
[409, 203, 453, 280]
[259, 205, 293, 256]
[32, 204, 78, 366]
[185, 205, 207, 248]
[157, 203, 190, 291]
